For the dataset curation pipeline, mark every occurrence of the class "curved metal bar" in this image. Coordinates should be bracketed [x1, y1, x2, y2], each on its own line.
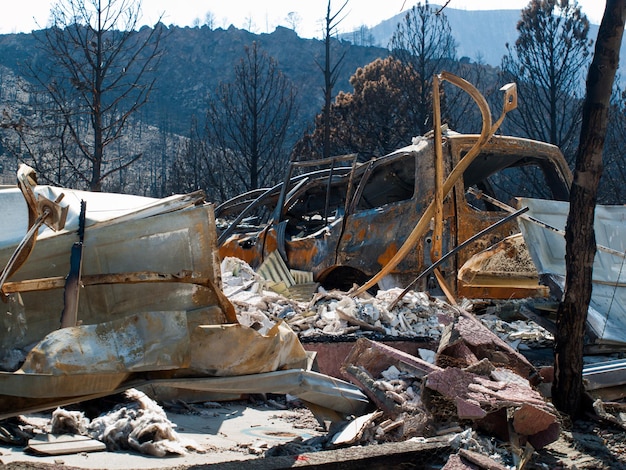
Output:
[352, 71, 515, 296]
[0, 209, 50, 297]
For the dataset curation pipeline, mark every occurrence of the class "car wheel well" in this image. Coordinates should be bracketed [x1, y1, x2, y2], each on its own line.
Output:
[319, 266, 377, 294]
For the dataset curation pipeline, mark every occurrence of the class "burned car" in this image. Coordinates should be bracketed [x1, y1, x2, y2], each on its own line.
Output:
[218, 74, 573, 300]
[217, 133, 571, 299]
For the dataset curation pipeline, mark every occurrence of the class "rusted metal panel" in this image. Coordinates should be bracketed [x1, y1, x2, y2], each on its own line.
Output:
[19, 311, 190, 379]
[0, 176, 351, 423]
[457, 281, 549, 300]
[187, 322, 308, 376]
[1, 203, 225, 353]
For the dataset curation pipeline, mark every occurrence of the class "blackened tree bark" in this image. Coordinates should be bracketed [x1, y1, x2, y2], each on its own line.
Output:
[319, 0, 348, 159]
[553, 0, 625, 417]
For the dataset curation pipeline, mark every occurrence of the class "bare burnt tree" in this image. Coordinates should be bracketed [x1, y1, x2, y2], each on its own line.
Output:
[204, 42, 297, 198]
[389, 1, 457, 136]
[553, 0, 625, 418]
[167, 116, 234, 203]
[204, 11, 216, 29]
[15, 0, 163, 191]
[318, 0, 349, 159]
[500, 0, 592, 161]
[285, 12, 302, 33]
[168, 116, 211, 194]
[351, 25, 376, 47]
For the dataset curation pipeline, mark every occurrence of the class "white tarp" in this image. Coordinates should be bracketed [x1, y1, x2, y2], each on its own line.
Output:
[517, 197, 626, 345]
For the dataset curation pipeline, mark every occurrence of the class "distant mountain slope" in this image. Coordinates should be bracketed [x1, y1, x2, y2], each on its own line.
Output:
[352, 5, 620, 71]
[0, 25, 388, 138]
[0, 6, 621, 155]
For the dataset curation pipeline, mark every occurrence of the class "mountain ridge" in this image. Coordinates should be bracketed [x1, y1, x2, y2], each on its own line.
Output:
[344, 5, 617, 69]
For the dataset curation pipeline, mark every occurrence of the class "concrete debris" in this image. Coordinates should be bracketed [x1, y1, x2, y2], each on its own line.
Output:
[339, 321, 559, 465]
[220, 257, 567, 463]
[222, 257, 450, 340]
[478, 313, 554, 349]
[437, 310, 539, 382]
[223, 258, 554, 374]
[427, 310, 560, 449]
[425, 366, 559, 448]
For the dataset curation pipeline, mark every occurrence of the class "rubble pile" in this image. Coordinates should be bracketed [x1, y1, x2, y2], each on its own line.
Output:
[222, 257, 451, 340]
[332, 311, 561, 468]
[477, 311, 554, 350]
[221, 257, 557, 356]
[1, 258, 621, 467]
[218, 259, 573, 467]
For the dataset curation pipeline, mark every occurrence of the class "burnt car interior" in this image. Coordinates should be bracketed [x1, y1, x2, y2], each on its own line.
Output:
[463, 152, 571, 212]
[218, 140, 571, 251]
[282, 154, 417, 238]
[354, 155, 416, 210]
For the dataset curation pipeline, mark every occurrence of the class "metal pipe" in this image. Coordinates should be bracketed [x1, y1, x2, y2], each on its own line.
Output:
[388, 206, 529, 309]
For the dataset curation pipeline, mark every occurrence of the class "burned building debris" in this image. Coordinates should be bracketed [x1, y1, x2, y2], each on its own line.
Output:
[1, 72, 625, 469]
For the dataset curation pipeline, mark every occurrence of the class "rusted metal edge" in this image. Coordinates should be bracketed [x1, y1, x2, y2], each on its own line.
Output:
[2, 270, 238, 323]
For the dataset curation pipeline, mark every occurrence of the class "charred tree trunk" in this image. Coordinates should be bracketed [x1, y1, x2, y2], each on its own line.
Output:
[553, 0, 625, 417]
[320, 0, 348, 159]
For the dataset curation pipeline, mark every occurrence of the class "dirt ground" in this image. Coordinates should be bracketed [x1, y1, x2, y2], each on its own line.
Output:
[2, 397, 625, 470]
[530, 417, 626, 470]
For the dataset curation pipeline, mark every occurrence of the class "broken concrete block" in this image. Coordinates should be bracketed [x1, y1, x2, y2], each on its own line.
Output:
[342, 337, 442, 380]
[341, 338, 442, 417]
[437, 310, 538, 383]
[424, 366, 559, 448]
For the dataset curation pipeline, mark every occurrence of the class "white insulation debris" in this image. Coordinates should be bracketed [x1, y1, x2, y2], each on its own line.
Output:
[221, 257, 554, 349]
[221, 257, 451, 340]
[51, 389, 202, 457]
